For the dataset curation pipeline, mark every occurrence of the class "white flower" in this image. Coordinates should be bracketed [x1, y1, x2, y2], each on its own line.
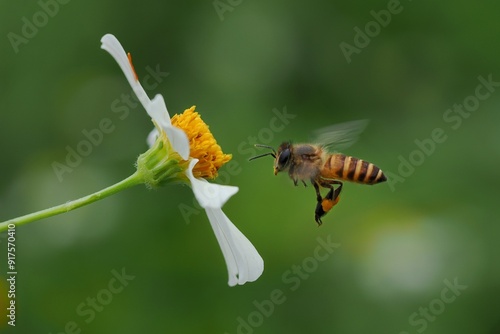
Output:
[100, 34, 263, 286]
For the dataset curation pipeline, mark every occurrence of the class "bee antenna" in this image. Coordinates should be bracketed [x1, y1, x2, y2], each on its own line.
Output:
[248, 152, 276, 161]
[248, 144, 277, 161]
[254, 144, 277, 154]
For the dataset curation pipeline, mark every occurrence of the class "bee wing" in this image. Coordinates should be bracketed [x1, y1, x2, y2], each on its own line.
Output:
[311, 119, 369, 152]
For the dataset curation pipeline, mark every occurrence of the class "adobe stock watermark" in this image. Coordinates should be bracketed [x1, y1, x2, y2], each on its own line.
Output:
[224, 235, 340, 334]
[398, 277, 467, 334]
[385, 74, 500, 191]
[213, 0, 244, 21]
[340, 0, 411, 64]
[7, 0, 72, 54]
[51, 64, 169, 182]
[178, 105, 296, 224]
[48, 267, 135, 334]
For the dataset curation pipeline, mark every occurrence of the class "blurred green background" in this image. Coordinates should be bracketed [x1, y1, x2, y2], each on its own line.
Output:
[1, 1, 499, 333]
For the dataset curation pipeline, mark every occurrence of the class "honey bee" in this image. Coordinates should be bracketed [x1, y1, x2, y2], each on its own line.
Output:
[249, 120, 386, 225]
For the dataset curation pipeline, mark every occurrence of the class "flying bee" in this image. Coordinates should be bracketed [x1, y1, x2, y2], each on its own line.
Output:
[249, 120, 386, 226]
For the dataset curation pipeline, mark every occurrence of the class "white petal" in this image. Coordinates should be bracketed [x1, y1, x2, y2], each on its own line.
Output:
[101, 35, 189, 159]
[184, 160, 264, 285]
[205, 207, 264, 286]
[146, 125, 190, 160]
[147, 128, 159, 148]
[150, 95, 189, 160]
[164, 126, 190, 160]
[150, 94, 172, 127]
[100, 34, 155, 121]
[186, 159, 238, 208]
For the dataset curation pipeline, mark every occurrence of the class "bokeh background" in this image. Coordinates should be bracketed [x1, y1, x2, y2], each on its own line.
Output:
[1, 1, 499, 333]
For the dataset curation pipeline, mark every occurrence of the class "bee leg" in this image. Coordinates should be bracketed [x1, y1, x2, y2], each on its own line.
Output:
[289, 166, 299, 186]
[302, 180, 308, 187]
[313, 182, 323, 202]
[314, 181, 343, 226]
[325, 180, 343, 202]
[314, 203, 325, 226]
[313, 182, 325, 226]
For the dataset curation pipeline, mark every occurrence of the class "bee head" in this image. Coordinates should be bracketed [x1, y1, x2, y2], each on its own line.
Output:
[249, 143, 292, 175]
[274, 142, 292, 175]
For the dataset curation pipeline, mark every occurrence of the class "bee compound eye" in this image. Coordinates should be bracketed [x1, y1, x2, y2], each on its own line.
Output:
[278, 149, 290, 165]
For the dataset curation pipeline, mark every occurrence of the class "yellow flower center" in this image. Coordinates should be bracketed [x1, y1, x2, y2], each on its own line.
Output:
[171, 106, 232, 179]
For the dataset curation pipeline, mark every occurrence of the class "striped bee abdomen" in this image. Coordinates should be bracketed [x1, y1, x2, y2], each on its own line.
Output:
[322, 154, 386, 185]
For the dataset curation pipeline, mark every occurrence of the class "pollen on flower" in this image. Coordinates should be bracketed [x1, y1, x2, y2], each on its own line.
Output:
[127, 52, 138, 81]
[171, 106, 232, 179]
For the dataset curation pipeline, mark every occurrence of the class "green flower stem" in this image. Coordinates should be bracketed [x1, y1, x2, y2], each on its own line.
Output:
[0, 171, 144, 233]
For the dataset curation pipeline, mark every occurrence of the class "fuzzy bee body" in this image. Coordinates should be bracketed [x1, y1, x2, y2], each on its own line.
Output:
[249, 120, 387, 225]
